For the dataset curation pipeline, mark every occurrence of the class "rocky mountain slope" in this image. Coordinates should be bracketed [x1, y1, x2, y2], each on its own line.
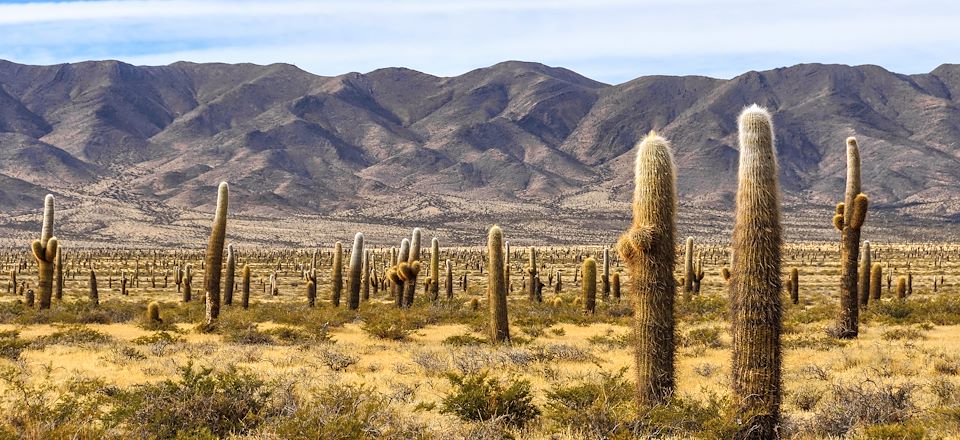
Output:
[1, 59, 959, 245]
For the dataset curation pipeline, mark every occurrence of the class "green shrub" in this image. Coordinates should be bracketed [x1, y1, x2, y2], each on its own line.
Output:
[544, 368, 634, 437]
[681, 326, 726, 348]
[856, 422, 926, 440]
[0, 330, 29, 360]
[34, 325, 112, 347]
[440, 371, 540, 427]
[442, 333, 487, 346]
[880, 327, 926, 341]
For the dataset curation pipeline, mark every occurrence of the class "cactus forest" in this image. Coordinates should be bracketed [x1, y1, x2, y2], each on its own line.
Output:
[3, 105, 960, 440]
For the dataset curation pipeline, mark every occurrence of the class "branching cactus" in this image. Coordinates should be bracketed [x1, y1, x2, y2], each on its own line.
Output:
[582, 257, 597, 314]
[834, 138, 869, 338]
[241, 264, 250, 309]
[31, 194, 58, 309]
[224, 244, 236, 306]
[398, 261, 421, 307]
[858, 241, 871, 307]
[203, 182, 229, 325]
[348, 233, 364, 310]
[616, 130, 676, 407]
[331, 241, 343, 307]
[729, 105, 783, 439]
[488, 225, 510, 343]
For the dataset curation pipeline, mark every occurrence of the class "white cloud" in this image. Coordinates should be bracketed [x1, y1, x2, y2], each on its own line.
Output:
[0, 0, 958, 82]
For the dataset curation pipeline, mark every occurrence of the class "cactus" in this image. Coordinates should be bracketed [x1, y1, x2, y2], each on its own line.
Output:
[25, 289, 35, 307]
[121, 271, 128, 296]
[834, 138, 869, 339]
[175, 265, 183, 292]
[362, 250, 371, 302]
[789, 268, 799, 305]
[398, 260, 421, 307]
[683, 237, 695, 300]
[32, 194, 58, 309]
[722, 267, 731, 282]
[445, 259, 454, 299]
[89, 269, 99, 306]
[582, 257, 597, 314]
[224, 243, 236, 306]
[869, 263, 882, 302]
[429, 238, 440, 301]
[728, 105, 783, 439]
[487, 225, 510, 343]
[306, 269, 317, 307]
[555, 271, 562, 294]
[182, 264, 193, 302]
[203, 182, 229, 325]
[409, 228, 421, 262]
[612, 272, 621, 300]
[601, 248, 610, 299]
[348, 233, 364, 310]
[147, 301, 162, 323]
[505, 240, 511, 293]
[897, 276, 907, 299]
[527, 247, 539, 302]
[54, 246, 64, 301]
[615, 130, 676, 407]
[241, 264, 250, 309]
[331, 241, 343, 307]
[692, 255, 705, 293]
[908, 272, 913, 296]
[858, 241, 871, 306]
[395, 239, 410, 306]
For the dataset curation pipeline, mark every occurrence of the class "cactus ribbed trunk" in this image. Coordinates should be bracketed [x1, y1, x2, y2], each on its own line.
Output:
[348, 233, 364, 310]
[241, 264, 250, 309]
[683, 237, 695, 301]
[858, 241, 871, 307]
[616, 131, 677, 408]
[445, 259, 454, 299]
[203, 182, 228, 325]
[729, 105, 783, 440]
[835, 138, 868, 338]
[429, 238, 440, 301]
[224, 244, 235, 306]
[331, 241, 343, 307]
[870, 263, 882, 302]
[582, 257, 597, 314]
[32, 194, 58, 310]
[488, 225, 510, 343]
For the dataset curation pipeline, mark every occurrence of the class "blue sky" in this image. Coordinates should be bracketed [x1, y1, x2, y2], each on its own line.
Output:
[0, 0, 958, 84]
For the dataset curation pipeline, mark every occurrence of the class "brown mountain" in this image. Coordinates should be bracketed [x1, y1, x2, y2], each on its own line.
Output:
[1, 59, 959, 246]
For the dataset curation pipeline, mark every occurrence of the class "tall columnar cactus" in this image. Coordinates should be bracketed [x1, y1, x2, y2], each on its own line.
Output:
[224, 244, 236, 306]
[728, 105, 783, 439]
[683, 236, 695, 301]
[601, 248, 610, 299]
[616, 130, 676, 407]
[430, 238, 440, 300]
[858, 241, 871, 306]
[896, 276, 907, 299]
[32, 194, 58, 310]
[183, 264, 193, 302]
[395, 239, 410, 307]
[241, 264, 250, 309]
[790, 268, 799, 305]
[306, 269, 317, 307]
[331, 241, 343, 307]
[445, 259, 454, 300]
[361, 250, 371, 302]
[870, 263, 882, 302]
[409, 228, 422, 262]
[203, 182, 229, 325]
[504, 241, 511, 292]
[834, 138, 869, 338]
[54, 246, 64, 301]
[488, 225, 510, 343]
[526, 247, 538, 302]
[582, 257, 597, 314]
[89, 269, 99, 306]
[611, 272, 621, 300]
[348, 233, 364, 310]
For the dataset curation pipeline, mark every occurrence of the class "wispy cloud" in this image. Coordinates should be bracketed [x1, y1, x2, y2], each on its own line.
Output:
[1, 0, 958, 83]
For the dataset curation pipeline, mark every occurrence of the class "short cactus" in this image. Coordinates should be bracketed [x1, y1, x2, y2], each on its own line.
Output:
[897, 276, 907, 299]
[611, 272, 621, 300]
[147, 301, 162, 323]
[582, 257, 597, 314]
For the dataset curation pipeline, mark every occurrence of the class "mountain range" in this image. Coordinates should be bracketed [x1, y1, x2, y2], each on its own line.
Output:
[1, 59, 960, 246]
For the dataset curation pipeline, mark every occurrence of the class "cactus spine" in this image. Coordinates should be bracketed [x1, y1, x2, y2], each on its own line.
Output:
[616, 131, 677, 407]
[870, 263, 882, 302]
[429, 238, 440, 301]
[331, 241, 343, 307]
[858, 241, 871, 306]
[487, 225, 510, 343]
[347, 233, 364, 310]
[224, 243, 236, 306]
[834, 138, 869, 338]
[32, 194, 58, 310]
[582, 257, 597, 314]
[729, 105, 783, 439]
[203, 182, 228, 325]
[241, 264, 250, 309]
